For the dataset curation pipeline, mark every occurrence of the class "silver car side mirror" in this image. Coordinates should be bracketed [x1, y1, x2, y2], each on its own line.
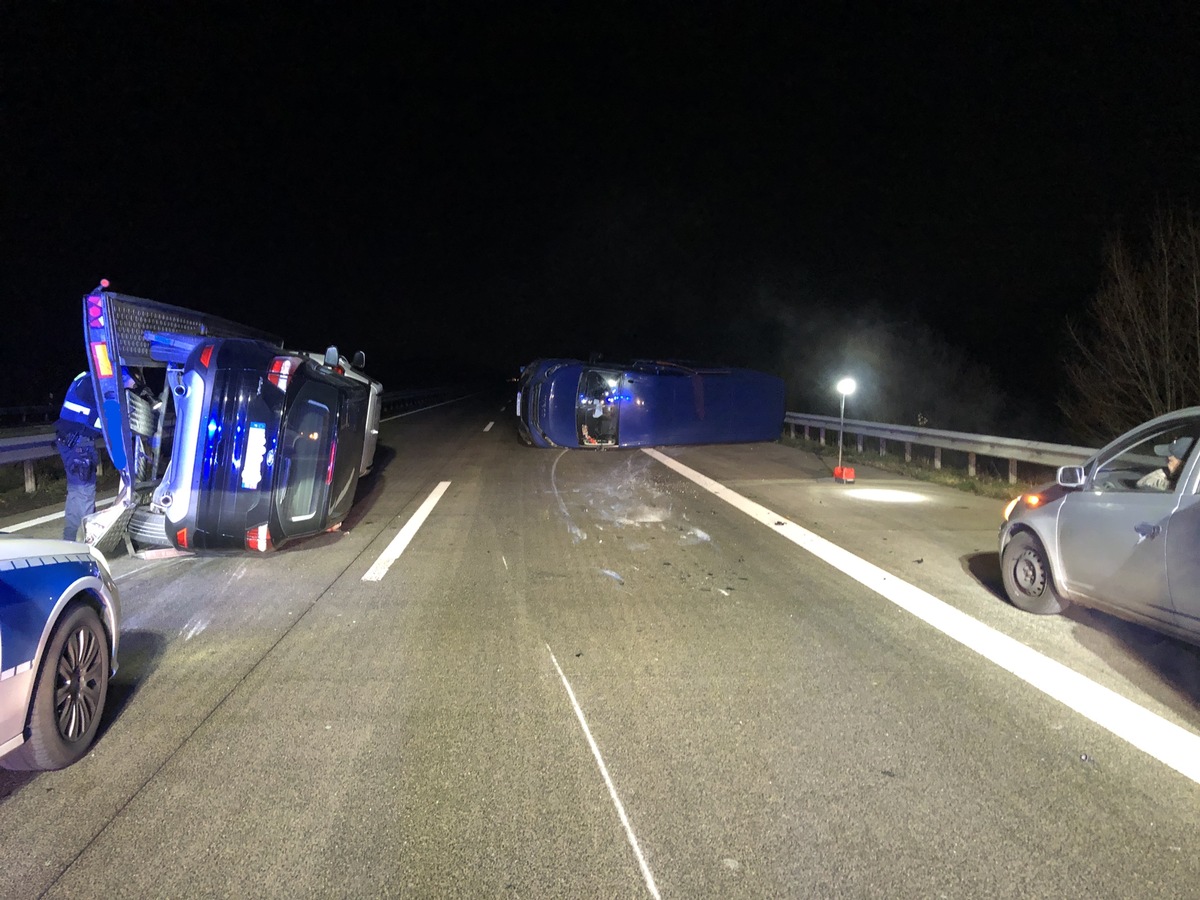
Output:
[1057, 465, 1086, 488]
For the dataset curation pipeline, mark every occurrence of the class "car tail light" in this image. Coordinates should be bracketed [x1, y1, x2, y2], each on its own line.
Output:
[90, 341, 114, 378]
[198, 344, 214, 369]
[86, 296, 105, 328]
[268, 356, 298, 391]
[246, 524, 272, 552]
[176, 527, 189, 549]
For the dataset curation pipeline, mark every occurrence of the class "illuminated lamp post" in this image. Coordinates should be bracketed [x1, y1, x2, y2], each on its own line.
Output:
[835, 377, 856, 483]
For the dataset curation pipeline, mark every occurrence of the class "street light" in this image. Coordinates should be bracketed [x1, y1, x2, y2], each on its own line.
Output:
[836, 377, 856, 478]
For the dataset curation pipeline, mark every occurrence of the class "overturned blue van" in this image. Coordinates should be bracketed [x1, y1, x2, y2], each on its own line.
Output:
[516, 359, 784, 449]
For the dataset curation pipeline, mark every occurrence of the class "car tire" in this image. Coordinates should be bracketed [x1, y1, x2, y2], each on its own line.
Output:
[128, 508, 172, 549]
[1001, 531, 1069, 615]
[0, 604, 111, 771]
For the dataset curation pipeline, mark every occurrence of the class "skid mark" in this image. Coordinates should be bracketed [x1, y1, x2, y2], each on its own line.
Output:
[551, 449, 587, 543]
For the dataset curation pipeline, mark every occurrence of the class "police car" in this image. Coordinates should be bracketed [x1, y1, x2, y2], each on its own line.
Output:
[0, 534, 120, 770]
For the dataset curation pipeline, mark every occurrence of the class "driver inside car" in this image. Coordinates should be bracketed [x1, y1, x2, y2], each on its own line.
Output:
[1137, 436, 1193, 490]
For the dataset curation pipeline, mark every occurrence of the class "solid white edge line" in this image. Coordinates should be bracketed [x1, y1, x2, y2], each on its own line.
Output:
[361, 481, 451, 582]
[484, 421, 495, 432]
[547, 644, 662, 900]
[642, 447, 1200, 786]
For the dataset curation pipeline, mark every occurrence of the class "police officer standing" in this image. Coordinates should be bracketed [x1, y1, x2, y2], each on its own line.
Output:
[55, 371, 103, 541]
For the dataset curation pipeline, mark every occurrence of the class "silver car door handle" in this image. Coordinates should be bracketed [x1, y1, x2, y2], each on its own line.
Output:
[1134, 522, 1161, 541]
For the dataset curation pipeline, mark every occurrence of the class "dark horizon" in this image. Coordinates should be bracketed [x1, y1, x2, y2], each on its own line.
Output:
[5, 4, 1199, 438]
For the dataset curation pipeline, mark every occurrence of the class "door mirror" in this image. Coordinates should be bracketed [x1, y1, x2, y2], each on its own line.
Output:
[1057, 465, 1086, 488]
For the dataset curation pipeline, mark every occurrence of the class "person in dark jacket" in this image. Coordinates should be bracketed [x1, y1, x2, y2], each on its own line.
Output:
[55, 371, 104, 541]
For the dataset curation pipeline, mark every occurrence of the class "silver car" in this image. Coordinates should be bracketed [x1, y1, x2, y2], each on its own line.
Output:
[999, 407, 1200, 645]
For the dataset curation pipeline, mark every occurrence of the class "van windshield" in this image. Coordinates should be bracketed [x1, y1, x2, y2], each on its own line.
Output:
[577, 369, 620, 446]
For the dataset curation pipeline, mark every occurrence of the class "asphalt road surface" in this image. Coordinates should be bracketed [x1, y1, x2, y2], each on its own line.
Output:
[3, 390, 1200, 899]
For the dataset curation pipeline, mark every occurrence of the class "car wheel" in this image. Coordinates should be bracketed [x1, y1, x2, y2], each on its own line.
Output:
[128, 507, 172, 549]
[0, 604, 111, 771]
[1001, 531, 1069, 615]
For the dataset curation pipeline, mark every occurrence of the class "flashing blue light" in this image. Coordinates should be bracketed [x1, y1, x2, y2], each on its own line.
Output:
[207, 419, 218, 438]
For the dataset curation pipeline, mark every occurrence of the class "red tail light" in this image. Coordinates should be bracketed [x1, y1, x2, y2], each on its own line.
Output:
[86, 297, 105, 328]
[246, 524, 272, 552]
[268, 356, 295, 391]
[175, 527, 189, 549]
[198, 344, 214, 368]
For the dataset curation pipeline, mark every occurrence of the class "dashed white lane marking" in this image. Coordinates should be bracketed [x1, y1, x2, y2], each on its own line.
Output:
[643, 448, 1200, 786]
[484, 421, 495, 432]
[379, 394, 475, 422]
[547, 644, 661, 899]
[361, 481, 451, 582]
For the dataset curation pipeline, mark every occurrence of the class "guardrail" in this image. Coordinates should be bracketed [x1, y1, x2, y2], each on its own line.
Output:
[0, 431, 62, 492]
[784, 413, 1098, 484]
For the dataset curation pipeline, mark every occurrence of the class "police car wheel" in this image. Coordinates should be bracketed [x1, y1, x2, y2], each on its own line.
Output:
[1, 604, 110, 771]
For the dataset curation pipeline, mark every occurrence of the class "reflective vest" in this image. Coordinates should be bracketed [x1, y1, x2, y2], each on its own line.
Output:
[57, 372, 102, 434]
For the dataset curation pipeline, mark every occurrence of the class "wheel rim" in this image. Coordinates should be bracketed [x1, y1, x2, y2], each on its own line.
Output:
[54, 626, 104, 743]
[1012, 547, 1047, 598]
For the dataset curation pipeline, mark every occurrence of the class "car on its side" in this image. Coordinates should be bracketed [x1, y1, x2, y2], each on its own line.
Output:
[999, 406, 1200, 646]
[516, 359, 784, 449]
[81, 284, 382, 554]
[0, 535, 120, 771]
[148, 338, 382, 553]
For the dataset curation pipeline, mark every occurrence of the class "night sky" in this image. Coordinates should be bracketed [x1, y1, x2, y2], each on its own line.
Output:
[4, 4, 1200, 431]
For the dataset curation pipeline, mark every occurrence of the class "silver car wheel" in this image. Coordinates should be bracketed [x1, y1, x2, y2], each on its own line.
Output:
[1001, 531, 1068, 615]
[1012, 545, 1047, 596]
